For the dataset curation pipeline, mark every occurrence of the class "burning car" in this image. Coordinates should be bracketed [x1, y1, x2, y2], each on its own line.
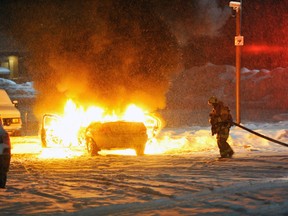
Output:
[41, 114, 148, 156]
[85, 121, 148, 156]
[40, 101, 161, 156]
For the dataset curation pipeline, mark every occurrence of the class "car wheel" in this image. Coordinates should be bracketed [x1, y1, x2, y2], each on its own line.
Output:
[0, 172, 7, 188]
[86, 137, 100, 156]
[135, 144, 145, 156]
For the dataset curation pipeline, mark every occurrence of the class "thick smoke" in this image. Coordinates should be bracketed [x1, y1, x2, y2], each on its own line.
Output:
[151, 0, 231, 45]
[5, 0, 231, 116]
[7, 1, 182, 116]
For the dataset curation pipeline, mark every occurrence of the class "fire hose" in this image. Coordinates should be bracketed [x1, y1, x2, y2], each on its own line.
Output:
[233, 122, 288, 148]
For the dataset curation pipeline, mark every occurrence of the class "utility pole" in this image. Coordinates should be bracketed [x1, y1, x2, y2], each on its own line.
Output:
[229, 1, 243, 124]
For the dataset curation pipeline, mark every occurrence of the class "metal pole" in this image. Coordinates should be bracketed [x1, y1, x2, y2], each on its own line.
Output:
[236, 6, 241, 124]
[229, 1, 243, 124]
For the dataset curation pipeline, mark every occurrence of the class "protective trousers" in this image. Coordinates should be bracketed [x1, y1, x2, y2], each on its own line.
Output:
[216, 127, 234, 158]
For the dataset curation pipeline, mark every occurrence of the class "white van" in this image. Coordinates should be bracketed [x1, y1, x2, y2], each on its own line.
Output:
[0, 89, 22, 135]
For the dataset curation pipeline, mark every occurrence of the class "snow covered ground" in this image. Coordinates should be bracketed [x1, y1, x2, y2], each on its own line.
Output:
[0, 65, 288, 215]
[1, 122, 287, 216]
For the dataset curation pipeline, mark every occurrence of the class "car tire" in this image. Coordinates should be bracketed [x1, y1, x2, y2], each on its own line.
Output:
[135, 144, 145, 156]
[0, 172, 7, 188]
[86, 137, 100, 156]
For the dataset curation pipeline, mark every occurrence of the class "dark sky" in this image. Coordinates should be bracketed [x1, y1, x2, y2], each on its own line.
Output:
[0, 0, 287, 115]
[1, 0, 287, 68]
[181, 0, 288, 69]
[223, 0, 288, 69]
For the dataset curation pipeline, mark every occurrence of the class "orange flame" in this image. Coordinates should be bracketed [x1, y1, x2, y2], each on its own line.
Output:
[38, 100, 215, 159]
[39, 100, 162, 158]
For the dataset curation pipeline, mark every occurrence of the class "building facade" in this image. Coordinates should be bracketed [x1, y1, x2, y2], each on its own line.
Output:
[0, 32, 27, 79]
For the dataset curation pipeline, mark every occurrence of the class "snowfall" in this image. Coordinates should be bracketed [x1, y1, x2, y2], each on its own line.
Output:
[0, 64, 288, 216]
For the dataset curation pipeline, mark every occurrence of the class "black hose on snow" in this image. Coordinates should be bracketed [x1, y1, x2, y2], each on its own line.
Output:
[233, 122, 288, 148]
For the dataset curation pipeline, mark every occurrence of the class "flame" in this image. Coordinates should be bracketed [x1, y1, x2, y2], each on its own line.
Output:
[39, 100, 212, 159]
[39, 100, 162, 158]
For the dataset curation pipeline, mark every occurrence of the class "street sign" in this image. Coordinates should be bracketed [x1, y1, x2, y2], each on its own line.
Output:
[235, 36, 244, 46]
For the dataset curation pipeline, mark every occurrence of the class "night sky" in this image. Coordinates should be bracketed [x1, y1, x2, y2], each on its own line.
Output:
[0, 0, 287, 114]
[181, 0, 288, 69]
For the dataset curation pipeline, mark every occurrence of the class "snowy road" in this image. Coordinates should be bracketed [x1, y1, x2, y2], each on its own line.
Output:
[1, 151, 288, 216]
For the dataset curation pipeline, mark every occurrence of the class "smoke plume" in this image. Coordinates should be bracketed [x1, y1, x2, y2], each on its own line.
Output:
[6, 0, 182, 115]
[151, 0, 231, 45]
[4, 0, 231, 116]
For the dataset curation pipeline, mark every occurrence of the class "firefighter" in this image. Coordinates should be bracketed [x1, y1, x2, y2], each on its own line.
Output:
[208, 96, 234, 158]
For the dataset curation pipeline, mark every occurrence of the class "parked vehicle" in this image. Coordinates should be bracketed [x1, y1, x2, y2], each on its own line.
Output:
[85, 121, 148, 156]
[0, 89, 22, 135]
[0, 121, 11, 188]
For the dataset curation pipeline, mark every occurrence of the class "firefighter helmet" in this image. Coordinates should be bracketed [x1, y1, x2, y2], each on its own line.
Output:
[208, 96, 218, 105]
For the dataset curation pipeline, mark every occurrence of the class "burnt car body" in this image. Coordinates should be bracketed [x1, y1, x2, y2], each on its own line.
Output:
[85, 121, 148, 156]
[40, 114, 149, 156]
[0, 124, 11, 188]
